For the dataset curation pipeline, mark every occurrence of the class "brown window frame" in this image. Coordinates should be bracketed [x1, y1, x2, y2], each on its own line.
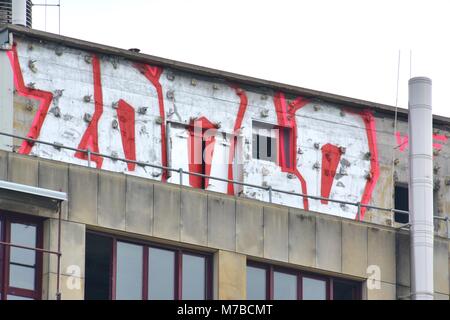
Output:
[247, 261, 361, 300]
[0, 212, 43, 301]
[86, 231, 213, 300]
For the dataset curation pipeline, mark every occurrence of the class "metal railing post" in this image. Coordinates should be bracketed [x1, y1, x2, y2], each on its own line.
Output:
[356, 202, 361, 221]
[179, 168, 183, 186]
[87, 148, 91, 168]
[268, 186, 273, 203]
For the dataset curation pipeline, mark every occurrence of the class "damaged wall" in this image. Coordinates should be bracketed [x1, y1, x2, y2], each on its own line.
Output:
[2, 36, 450, 226]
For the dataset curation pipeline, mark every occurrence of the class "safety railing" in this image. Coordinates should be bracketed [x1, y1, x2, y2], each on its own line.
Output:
[1, 130, 449, 238]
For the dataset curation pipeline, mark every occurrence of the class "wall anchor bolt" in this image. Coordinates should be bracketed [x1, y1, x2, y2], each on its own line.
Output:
[314, 142, 320, 150]
[155, 116, 163, 125]
[297, 147, 303, 155]
[84, 113, 93, 123]
[50, 106, 61, 118]
[112, 119, 119, 129]
[84, 55, 93, 64]
[394, 158, 400, 166]
[191, 78, 197, 86]
[83, 95, 92, 103]
[166, 72, 175, 81]
[27, 82, 36, 89]
[55, 47, 64, 56]
[111, 101, 119, 109]
[260, 109, 269, 118]
[339, 146, 346, 154]
[313, 162, 320, 170]
[138, 107, 148, 115]
[166, 90, 174, 100]
[364, 152, 372, 160]
[25, 101, 34, 112]
[54, 89, 64, 98]
[28, 60, 37, 73]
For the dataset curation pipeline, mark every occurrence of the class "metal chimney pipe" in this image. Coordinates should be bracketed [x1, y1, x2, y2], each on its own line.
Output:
[12, 0, 31, 27]
[409, 77, 434, 300]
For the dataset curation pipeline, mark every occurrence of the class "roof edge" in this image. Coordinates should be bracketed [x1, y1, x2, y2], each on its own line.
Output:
[2, 24, 450, 126]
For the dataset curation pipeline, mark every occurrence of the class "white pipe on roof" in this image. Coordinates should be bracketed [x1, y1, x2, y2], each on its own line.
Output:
[409, 77, 434, 300]
[12, 0, 27, 26]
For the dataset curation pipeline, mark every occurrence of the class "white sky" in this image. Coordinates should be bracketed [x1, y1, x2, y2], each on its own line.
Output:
[32, 0, 450, 117]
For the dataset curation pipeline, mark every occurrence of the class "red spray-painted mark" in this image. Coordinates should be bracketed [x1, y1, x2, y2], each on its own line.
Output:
[7, 44, 54, 155]
[135, 64, 168, 181]
[321, 144, 343, 204]
[187, 117, 217, 189]
[274, 92, 310, 210]
[117, 100, 136, 171]
[345, 109, 380, 221]
[227, 86, 248, 195]
[75, 55, 104, 168]
[396, 131, 448, 152]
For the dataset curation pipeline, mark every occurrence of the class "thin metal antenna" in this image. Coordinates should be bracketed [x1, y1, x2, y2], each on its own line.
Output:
[32, 1, 61, 35]
[392, 50, 401, 181]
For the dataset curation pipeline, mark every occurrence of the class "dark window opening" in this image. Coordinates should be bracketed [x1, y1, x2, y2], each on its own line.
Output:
[84, 232, 212, 300]
[85, 233, 113, 300]
[394, 185, 409, 224]
[252, 121, 293, 168]
[333, 280, 360, 300]
[246, 262, 361, 300]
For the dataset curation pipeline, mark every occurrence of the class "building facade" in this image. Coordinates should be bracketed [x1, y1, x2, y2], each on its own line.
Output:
[0, 24, 449, 300]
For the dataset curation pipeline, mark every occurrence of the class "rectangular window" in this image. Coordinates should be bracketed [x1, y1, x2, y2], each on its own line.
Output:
[246, 262, 360, 300]
[252, 121, 293, 169]
[85, 232, 212, 300]
[394, 184, 409, 224]
[0, 213, 43, 300]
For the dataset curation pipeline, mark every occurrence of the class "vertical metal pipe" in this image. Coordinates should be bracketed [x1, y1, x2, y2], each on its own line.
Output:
[179, 168, 183, 186]
[56, 201, 62, 300]
[87, 148, 91, 168]
[12, 0, 28, 26]
[268, 186, 273, 203]
[356, 202, 361, 221]
[409, 77, 434, 300]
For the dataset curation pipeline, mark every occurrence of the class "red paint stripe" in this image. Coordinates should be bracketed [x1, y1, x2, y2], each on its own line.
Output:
[188, 117, 217, 188]
[227, 86, 248, 195]
[117, 100, 136, 171]
[434, 134, 448, 142]
[135, 64, 168, 181]
[320, 144, 343, 204]
[75, 55, 104, 168]
[7, 45, 54, 155]
[346, 109, 380, 220]
[274, 92, 310, 210]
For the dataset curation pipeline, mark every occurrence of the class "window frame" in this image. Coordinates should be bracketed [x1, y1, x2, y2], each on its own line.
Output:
[247, 261, 361, 300]
[87, 231, 213, 300]
[252, 121, 294, 170]
[0, 212, 43, 301]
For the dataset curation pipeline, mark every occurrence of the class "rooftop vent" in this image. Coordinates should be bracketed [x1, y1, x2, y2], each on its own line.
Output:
[0, 0, 33, 28]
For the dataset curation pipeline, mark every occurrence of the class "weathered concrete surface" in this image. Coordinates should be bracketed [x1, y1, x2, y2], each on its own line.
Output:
[236, 199, 263, 256]
[153, 183, 181, 241]
[97, 172, 126, 230]
[316, 216, 342, 273]
[38, 159, 69, 219]
[366, 281, 396, 300]
[368, 227, 396, 284]
[208, 194, 236, 251]
[215, 251, 246, 300]
[264, 206, 289, 262]
[68, 165, 98, 225]
[7, 153, 38, 186]
[181, 188, 208, 246]
[125, 175, 153, 235]
[288, 208, 316, 268]
[434, 238, 450, 295]
[342, 221, 368, 278]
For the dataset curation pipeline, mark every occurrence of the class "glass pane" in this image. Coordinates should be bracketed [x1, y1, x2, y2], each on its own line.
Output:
[116, 242, 143, 300]
[9, 264, 35, 290]
[10, 224, 36, 266]
[7, 295, 34, 301]
[246, 266, 266, 300]
[182, 254, 205, 300]
[85, 233, 113, 300]
[333, 281, 357, 300]
[303, 277, 327, 300]
[274, 272, 297, 300]
[148, 248, 175, 300]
